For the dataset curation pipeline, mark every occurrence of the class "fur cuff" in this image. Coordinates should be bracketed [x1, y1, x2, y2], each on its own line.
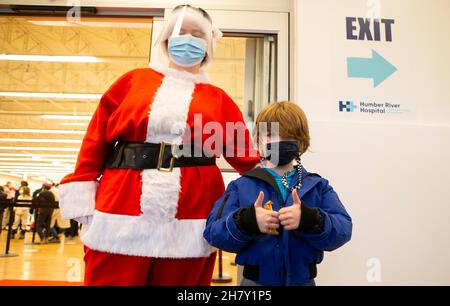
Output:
[59, 181, 98, 220]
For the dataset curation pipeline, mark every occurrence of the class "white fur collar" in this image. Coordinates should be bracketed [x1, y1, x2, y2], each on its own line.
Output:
[149, 64, 209, 84]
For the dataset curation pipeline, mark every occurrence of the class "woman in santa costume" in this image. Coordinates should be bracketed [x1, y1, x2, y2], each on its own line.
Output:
[58, 4, 259, 286]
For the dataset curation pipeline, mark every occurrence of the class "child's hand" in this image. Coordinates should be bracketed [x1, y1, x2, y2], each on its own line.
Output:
[254, 191, 279, 235]
[279, 189, 302, 231]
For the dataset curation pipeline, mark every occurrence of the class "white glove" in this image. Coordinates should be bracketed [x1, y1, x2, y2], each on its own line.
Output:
[74, 215, 93, 225]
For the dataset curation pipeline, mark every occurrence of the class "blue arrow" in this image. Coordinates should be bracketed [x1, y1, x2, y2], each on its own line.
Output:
[347, 49, 397, 87]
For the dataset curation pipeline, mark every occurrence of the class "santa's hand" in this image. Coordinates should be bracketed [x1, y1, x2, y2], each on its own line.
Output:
[254, 191, 279, 235]
[279, 189, 302, 231]
[74, 215, 93, 225]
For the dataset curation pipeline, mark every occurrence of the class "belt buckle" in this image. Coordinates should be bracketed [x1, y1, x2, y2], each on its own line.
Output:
[157, 141, 175, 172]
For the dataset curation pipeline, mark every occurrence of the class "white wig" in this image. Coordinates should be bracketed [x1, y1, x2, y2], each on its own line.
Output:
[155, 5, 223, 66]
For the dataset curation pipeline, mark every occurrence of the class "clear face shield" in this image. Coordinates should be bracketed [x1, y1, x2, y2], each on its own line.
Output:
[168, 6, 207, 67]
[156, 5, 223, 68]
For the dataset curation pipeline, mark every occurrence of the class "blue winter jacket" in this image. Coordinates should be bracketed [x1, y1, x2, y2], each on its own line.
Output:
[203, 167, 352, 286]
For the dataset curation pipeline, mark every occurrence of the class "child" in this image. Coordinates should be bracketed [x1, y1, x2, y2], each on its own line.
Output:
[204, 101, 352, 286]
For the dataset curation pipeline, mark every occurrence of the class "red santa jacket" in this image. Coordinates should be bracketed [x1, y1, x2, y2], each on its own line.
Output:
[58, 65, 259, 258]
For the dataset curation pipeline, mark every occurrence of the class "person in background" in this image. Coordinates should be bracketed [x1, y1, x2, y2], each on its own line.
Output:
[32, 184, 43, 200]
[35, 182, 56, 244]
[12, 180, 29, 235]
[12, 186, 32, 239]
[0, 186, 7, 232]
[29, 184, 45, 232]
[6, 181, 16, 199]
[2, 182, 15, 231]
[15, 181, 29, 200]
[48, 182, 70, 243]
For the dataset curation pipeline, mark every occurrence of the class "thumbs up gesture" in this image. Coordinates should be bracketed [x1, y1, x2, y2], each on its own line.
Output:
[254, 191, 280, 235]
[279, 189, 302, 231]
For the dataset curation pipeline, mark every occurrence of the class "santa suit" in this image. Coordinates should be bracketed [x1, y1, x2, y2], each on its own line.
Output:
[59, 65, 259, 285]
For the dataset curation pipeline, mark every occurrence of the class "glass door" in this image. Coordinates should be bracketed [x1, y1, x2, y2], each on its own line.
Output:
[206, 34, 277, 173]
[211, 34, 277, 126]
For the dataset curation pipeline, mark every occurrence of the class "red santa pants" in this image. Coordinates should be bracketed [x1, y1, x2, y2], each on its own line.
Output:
[83, 247, 217, 286]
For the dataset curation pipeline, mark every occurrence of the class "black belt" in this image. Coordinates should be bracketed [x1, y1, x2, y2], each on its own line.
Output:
[105, 141, 216, 172]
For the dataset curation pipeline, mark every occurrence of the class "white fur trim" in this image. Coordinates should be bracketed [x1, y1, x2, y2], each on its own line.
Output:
[81, 210, 215, 258]
[150, 64, 209, 84]
[140, 168, 181, 223]
[146, 73, 196, 139]
[58, 181, 97, 220]
[141, 74, 196, 228]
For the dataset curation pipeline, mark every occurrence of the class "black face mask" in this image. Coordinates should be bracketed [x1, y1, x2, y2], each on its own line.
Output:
[264, 141, 299, 166]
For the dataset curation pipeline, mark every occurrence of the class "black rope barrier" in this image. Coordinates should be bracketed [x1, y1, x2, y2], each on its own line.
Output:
[0, 199, 59, 258]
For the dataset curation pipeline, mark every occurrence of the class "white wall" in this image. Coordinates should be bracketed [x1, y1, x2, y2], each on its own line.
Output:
[294, 0, 450, 285]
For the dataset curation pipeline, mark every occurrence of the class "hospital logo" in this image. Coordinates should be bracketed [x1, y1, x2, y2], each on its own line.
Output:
[339, 101, 357, 112]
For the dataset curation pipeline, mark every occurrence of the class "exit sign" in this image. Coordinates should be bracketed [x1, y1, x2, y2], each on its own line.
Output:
[346, 17, 395, 42]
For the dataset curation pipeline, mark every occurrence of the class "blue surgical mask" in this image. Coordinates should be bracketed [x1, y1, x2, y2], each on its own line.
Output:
[168, 34, 207, 67]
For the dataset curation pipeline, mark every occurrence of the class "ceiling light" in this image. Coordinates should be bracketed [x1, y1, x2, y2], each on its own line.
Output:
[0, 153, 78, 158]
[27, 20, 152, 29]
[0, 163, 74, 168]
[0, 92, 101, 100]
[0, 172, 24, 178]
[0, 129, 86, 135]
[0, 157, 75, 163]
[0, 146, 79, 152]
[7, 168, 71, 172]
[10, 171, 69, 176]
[60, 123, 89, 127]
[0, 54, 104, 63]
[41, 115, 92, 120]
[0, 138, 82, 144]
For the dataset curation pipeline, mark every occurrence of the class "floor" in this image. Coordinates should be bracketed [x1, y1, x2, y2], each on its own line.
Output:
[0, 230, 238, 286]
